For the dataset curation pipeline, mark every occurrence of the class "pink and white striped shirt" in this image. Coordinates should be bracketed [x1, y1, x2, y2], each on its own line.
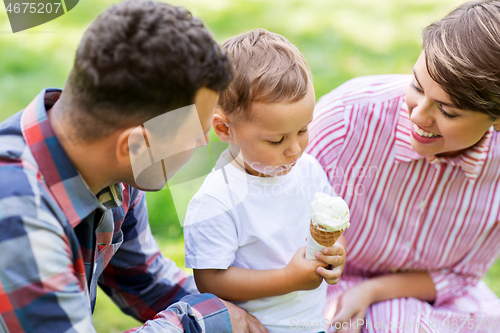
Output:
[307, 75, 500, 333]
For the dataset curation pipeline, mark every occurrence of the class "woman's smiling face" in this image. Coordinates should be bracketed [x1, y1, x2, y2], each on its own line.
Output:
[405, 52, 500, 157]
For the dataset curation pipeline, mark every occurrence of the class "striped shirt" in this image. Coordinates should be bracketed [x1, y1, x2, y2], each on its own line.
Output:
[0, 89, 231, 333]
[306, 75, 500, 333]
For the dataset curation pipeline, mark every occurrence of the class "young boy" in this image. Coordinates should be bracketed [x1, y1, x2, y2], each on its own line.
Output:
[183, 29, 346, 332]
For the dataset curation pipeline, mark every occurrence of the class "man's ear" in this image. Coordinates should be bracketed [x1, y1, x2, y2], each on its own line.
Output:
[213, 109, 233, 143]
[115, 125, 150, 167]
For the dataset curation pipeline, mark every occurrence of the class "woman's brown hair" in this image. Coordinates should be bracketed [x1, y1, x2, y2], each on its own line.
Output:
[423, 0, 500, 118]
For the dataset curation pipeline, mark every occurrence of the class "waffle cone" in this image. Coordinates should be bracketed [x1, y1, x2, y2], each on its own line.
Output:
[309, 221, 344, 246]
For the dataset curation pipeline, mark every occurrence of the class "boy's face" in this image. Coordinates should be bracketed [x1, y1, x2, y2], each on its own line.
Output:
[231, 82, 315, 177]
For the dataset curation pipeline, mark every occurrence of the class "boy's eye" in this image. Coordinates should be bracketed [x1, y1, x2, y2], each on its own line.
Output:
[298, 129, 308, 134]
[269, 137, 284, 145]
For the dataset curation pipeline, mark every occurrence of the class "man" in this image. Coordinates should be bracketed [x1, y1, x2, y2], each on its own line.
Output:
[0, 1, 267, 332]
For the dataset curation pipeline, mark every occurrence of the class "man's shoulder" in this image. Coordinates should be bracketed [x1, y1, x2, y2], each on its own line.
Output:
[0, 111, 27, 161]
[0, 110, 70, 235]
[0, 162, 42, 218]
[0, 110, 44, 217]
[0, 163, 67, 240]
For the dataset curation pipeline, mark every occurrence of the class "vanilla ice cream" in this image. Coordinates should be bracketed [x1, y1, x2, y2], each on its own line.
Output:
[310, 193, 350, 231]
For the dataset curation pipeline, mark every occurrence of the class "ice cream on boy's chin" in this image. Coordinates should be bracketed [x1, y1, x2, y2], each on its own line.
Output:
[310, 192, 350, 232]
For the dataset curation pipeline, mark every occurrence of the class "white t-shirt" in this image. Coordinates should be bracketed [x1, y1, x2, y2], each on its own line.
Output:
[184, 152, 335, 333]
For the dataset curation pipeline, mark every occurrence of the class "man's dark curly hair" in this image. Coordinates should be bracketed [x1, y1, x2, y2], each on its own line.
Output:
[63, 0, 233, 141]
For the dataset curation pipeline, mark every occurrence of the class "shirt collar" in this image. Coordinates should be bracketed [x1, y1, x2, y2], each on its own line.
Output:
[394, 99, 492, 184]
[20, 88, 123, 227]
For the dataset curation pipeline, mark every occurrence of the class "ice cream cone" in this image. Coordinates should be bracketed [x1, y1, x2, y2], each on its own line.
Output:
[309, 221, 344, 247]
[305, 193, 350, 260]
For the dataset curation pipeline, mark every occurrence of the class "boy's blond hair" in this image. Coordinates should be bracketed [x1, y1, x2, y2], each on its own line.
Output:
[219, 29, 311, 120]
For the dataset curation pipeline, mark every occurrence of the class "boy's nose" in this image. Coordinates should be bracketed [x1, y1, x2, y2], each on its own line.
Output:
[285, 141, 301, 156]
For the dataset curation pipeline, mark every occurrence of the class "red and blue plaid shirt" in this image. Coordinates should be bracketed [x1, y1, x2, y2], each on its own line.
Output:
[0, 89, 231, 332]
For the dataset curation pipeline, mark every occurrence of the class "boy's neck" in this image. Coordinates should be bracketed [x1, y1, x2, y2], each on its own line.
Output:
[226, 148, 271, 178]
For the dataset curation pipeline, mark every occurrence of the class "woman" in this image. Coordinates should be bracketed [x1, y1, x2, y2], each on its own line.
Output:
[307, 1, 500, 332]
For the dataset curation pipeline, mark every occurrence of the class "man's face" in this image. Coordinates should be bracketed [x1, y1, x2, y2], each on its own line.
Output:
[128, 88, 218, 191]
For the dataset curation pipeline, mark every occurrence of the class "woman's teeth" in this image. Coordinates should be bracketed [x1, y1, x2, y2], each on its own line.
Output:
[414, 124, 440, 138]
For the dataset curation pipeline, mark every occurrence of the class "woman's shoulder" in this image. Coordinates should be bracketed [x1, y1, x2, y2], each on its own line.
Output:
[316, 74, 412, 109]
[489, 130, 500, 160]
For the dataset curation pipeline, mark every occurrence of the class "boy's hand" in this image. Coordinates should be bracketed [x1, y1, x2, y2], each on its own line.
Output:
[284, 246, 328, 290]
[314, 242, 346, 285]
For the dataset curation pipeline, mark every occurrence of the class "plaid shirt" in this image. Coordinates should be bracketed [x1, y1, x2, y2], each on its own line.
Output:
[0, 89, 231, 333]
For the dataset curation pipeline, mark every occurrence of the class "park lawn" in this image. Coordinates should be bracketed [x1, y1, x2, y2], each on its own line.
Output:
[0, 0, 499, 331]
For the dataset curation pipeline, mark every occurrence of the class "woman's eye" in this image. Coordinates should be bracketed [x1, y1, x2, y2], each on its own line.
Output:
[439, 105, 456, 119]
[411, 83, 423, 94]
[298, 129, 308, 134]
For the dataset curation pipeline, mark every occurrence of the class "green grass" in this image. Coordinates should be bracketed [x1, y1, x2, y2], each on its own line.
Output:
[1, 0, 499, 331]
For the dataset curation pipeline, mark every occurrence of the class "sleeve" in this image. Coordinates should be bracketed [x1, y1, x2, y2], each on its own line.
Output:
[183, 191, 239, 270]
[0, 170, 95, 333]
[305, 88, 348, 178]
[98, 189, 231, 332]
[427, 222, 500, 307]
[125, 294, 231, 333]
[428, 269, 480, 307]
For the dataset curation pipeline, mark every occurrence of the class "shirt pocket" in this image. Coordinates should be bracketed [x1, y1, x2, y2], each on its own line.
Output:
[99, 230, 124, 268]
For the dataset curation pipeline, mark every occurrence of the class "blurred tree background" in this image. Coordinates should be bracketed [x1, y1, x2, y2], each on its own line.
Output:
[1, 0, 499, 331]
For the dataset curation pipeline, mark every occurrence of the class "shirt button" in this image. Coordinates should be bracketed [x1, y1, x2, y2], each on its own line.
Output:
[418, 200, 426, 209]
[405, 240, 412, 248]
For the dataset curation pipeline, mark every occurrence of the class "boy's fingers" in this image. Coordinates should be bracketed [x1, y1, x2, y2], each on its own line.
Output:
[315, 252, 344, 266]
[316, 265, 341, 281]
[314, 258, 330, 268]
[322, 244, 345, 256]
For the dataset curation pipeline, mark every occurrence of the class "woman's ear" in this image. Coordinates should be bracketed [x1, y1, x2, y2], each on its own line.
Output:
[213, 109, 233, 143]
[493, 118, 500, 132]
